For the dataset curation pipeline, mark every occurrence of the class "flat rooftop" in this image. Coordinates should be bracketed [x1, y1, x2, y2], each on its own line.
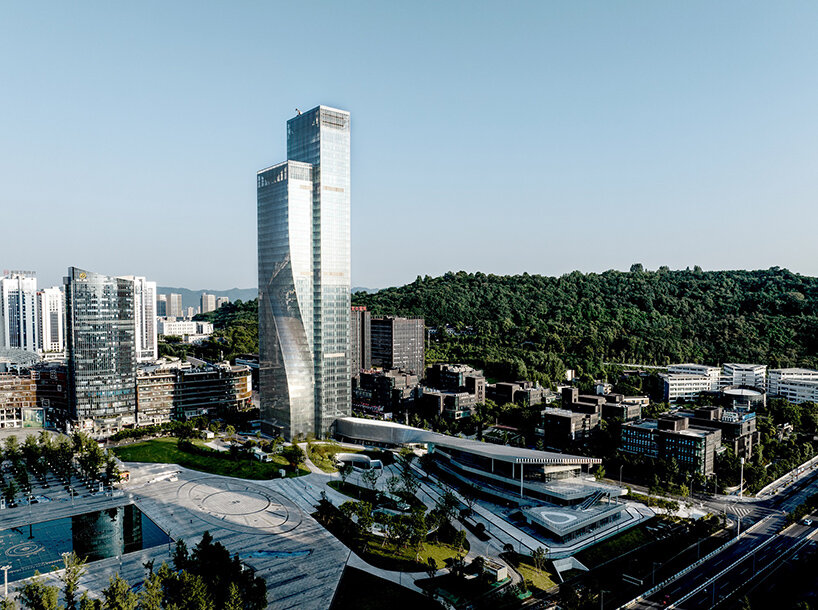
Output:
[336, 417, 600, 465]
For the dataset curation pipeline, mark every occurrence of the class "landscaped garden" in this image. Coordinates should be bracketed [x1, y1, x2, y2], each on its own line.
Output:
[112, 438, 309, 479]
[502, 552, 558, 593]
[313, 490, 468, 572]
[306, 441, 360, 473]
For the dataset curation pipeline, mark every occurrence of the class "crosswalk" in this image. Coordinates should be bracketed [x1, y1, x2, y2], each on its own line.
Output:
[730, 506, 752, 518]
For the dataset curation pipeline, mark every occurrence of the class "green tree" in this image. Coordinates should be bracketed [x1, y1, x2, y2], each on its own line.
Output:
[281, 445, 305, 472]
[172, 539, 189, 571]
[59, 551, 87, 610]
[101, 574, 137, 610]
[223, 583, 242, 610]
[138, 572, 163, 610]
[361, 467, 381, 492]
[532, 546, 547, 574]
[18, 572, 60, 610]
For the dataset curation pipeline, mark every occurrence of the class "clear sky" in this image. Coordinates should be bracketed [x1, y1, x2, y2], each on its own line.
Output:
[2, 2, 818, 290]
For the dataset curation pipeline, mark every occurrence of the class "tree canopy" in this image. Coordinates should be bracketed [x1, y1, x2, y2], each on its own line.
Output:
[352, 267, 818, 383]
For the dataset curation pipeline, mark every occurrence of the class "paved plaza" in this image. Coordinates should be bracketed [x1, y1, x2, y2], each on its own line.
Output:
[0, 463, 348, 609]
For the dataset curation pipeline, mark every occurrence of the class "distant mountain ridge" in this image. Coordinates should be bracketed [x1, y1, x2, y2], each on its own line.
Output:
[157, 287, 257, 310]
[158, 286, 374, 310]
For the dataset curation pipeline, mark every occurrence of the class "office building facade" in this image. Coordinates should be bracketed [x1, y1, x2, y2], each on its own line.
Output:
[350, 306, 371, 374]
[65, 267, 137, 435]
[120, 276, 157, 363]
[371, 316, 425, 375]
[0, 272, 39, 353]
[258, 105, 351, 440]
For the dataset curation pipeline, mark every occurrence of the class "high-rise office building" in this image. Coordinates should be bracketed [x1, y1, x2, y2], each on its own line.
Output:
[0, 272, 39, 352]
[156, 294, 167, 317]
[351, 306, 371, 374]
[201, 293, 217, 314]
[168, 293, 183, 318]
[258, 105, 351, 439]
[120, 276, 157, 363]
[371, 316, 425, 375]
[37, 286, 65, 354]
[65, 267, 137, 434]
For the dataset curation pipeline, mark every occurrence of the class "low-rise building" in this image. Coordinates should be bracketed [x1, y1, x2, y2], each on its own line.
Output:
[767, 368, 818, 403]
[677, 406, 759, 460]
[157, 319, 214, 343]
[662, 373, 716, 402]
[136, 362, 252, 425]
[421, 389, 477, 420]
[351, 369, 420, 418]
[32, 362, 69, 428]
[722, 363, 766, 389]
[422, 364, 486, 419]
[539, 407, 600, 449]
[0, 372, 43, 429]
[620, 415, 722, 475]
[334, 417, 627, 544]
[487, 380, 552, 406]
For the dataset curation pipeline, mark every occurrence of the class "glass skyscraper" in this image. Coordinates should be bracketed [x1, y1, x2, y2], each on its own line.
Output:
[258, 105, 351, 440]
[65, 267, 137, 435]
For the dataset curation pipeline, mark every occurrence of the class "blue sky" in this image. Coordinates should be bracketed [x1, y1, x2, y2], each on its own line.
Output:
[2, 2, 817, 290]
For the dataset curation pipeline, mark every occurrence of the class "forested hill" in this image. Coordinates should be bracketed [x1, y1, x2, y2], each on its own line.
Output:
[351, 267, 818, 383]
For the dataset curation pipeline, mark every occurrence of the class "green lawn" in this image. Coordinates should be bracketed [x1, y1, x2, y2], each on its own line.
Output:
[307, 442, 361, 473]
[313, 504, 467, 572]
[361, 534, 465, 572]
[113, 438, 309, 480]
[512, 555, 558, 592]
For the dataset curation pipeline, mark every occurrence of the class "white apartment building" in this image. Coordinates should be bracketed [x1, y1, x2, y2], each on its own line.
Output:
[157, 319, 214, 337]
[216, 296, 229, 309]
[722, 363, 766, 389]
[667, 364, 722, 390]
[119, 276, 158, 363]
[37, 286, 64, 354]
[769, 377, 818, 404]
[662, 373, 717, 402]
[0, 272, 39, 352]
[767, 368, 818, 400]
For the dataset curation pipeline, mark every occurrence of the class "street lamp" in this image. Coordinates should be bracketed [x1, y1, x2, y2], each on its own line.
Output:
[1, 565, 10, 598]
[739, 457, 745, 498]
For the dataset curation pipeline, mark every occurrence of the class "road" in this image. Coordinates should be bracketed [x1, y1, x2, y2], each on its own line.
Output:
[627, 467, 818, 609]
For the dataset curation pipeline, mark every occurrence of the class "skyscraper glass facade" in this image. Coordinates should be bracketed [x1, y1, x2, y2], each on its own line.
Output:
[258, 105, 351, 439]
[65, 267, 137, 434]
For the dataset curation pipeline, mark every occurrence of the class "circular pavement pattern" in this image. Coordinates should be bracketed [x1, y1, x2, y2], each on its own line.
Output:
[6, 542, 44, 557]
[178, 477, 301, 534]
